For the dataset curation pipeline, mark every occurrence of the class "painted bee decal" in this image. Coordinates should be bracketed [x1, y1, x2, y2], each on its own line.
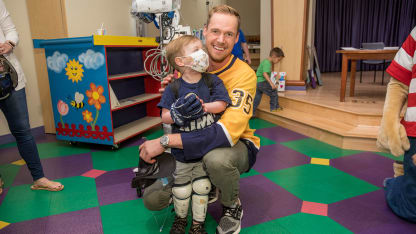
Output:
[68, 92, 84, 109]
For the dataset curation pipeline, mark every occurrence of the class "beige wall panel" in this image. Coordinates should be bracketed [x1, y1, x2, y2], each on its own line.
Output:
[26, 0, 69, 133]
[0, 0, 45, 136]
[65, 0, 135, 37]
[260, 0, 271, 61]
[227, 0, 260, 35]
[272, 0, 307, 82]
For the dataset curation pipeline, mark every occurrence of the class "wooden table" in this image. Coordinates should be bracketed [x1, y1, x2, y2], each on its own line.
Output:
[336, 49, 398, 102]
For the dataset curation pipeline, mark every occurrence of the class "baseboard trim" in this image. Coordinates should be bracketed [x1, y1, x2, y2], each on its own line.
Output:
[0, 126, 45, 145]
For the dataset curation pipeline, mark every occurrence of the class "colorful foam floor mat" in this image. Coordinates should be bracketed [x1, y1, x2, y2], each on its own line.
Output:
[0, 118, 414, 233]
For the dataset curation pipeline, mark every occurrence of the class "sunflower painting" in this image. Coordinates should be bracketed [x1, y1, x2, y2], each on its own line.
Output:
[85, 83, 106, 128]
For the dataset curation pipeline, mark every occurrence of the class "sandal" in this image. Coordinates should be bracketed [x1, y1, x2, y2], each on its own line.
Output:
[31, 178, 64, 192]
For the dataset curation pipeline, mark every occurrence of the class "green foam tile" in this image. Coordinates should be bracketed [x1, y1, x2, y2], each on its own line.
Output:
[37, 141, 91, 159]
[0, 176, 98, 223]
[255, 134, 276, 146]
[240, 168, 260, 179]
[0, 164, 20, 188]
[249, 118, 277, 129]
[0, 142, 17, 149]
[241, 213, 352, 234]
[264, 164, 379, 204]
[92, 146, 139, 171]
[281, 138, 360, 159]
[141, 126, 164, 140]
[100, 200, 218, 234]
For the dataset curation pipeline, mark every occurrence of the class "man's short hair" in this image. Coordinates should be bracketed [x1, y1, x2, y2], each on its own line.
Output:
[206, 5, 240, 32]
[270, 47, 285, 58]
[165, 35, 200, 71]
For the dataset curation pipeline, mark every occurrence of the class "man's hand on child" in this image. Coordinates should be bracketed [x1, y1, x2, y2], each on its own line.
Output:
[159, 74, 175, 93]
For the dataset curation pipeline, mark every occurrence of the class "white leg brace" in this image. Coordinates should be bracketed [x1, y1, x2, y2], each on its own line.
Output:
[192, 177, 211, 222]
[172, 182, 192, 218]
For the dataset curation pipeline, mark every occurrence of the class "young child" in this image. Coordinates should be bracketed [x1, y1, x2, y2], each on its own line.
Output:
[157, 35, 231, 234]
[252, 47, 285, 115]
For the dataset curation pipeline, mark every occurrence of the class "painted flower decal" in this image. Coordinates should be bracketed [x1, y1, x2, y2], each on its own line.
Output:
[57, 100, 69, 116]
[86, 83, 106, 110]
[82, 110, 93, 123]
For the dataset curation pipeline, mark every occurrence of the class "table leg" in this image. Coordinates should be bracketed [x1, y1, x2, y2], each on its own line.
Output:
[340, 55, 348, 102]
[350, 60, 357, 97]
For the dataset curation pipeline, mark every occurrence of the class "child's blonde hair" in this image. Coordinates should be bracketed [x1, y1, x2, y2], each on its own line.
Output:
[165, 35, 200, 71]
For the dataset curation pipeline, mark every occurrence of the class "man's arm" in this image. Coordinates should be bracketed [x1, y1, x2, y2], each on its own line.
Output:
[242, 42, 251, 64]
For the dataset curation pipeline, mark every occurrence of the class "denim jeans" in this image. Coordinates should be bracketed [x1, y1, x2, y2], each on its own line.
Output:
[0, 88, 44, 181]
[253, 81, 279, 114]
[384, 136, 416, 222]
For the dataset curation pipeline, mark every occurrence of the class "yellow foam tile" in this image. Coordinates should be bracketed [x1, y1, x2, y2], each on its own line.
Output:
[11, 159, 26, 166]
[310, 158, 330, 166]
[0, 221, 10, 230]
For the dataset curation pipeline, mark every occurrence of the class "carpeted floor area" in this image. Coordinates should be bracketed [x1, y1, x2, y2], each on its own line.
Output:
[0, 118, 414, 233]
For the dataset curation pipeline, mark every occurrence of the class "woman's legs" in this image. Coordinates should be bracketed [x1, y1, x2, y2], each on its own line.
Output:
[0, 89, 62, 190]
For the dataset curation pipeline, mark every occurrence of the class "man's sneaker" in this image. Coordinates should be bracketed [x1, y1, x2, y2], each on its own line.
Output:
[208, 185, 219, 204]
[170, 216, 187, 234]
[216, 200, 243, 234]
[189, 221, 207, 234]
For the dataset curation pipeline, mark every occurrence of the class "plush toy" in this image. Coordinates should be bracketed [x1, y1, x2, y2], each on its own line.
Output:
[377, 26, 416, 222]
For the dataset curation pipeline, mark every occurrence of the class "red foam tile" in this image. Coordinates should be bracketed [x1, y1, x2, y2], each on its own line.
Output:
[82, 169, 107, 178]
[301, 201, 328, 216]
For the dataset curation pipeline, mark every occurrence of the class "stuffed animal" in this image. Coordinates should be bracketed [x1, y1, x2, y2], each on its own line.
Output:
[377, 26, 416, 222]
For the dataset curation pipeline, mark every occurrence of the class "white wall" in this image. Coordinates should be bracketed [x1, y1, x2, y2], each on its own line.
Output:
[0, 0, 43, 136]
[65, 0, 136, 37]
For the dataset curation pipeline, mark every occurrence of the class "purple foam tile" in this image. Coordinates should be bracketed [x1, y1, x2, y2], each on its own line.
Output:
[95, 167, 137, 206]
[3, 207, 102, 234]
[12, 153, 93, 186]
[252, 144, 310, 173]
[332, 152, 393, 187]
[329, 190, 416, 233]
[207, 175, 302, 228]
[34, 133, 59, 144]
[0, 146, 21, 165]
[255, 126, 308, 143]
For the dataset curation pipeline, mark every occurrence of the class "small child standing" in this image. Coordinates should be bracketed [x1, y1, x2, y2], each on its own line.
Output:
[253, 47, 285, 115]
[158, 35, 231, 234]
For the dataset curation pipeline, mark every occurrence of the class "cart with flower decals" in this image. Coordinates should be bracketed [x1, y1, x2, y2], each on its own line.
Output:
[34, 35, 162, 148]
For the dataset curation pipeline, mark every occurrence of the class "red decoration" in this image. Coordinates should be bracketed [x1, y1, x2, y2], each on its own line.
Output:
[56, 123, 112, 141]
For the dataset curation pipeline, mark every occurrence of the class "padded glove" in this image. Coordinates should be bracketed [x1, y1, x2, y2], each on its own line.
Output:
[170, 93, 204, 126]
[377, 78, 410, 156]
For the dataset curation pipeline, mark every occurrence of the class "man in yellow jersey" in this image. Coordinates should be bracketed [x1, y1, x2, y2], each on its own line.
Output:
[139, 5, 260, 234]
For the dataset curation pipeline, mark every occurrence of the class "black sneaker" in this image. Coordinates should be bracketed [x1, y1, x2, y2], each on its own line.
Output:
[216, 199, 243, 234]
[189, 221, 207, 234]
[208, 185, 219, 204]
[170, 216, 187, 234]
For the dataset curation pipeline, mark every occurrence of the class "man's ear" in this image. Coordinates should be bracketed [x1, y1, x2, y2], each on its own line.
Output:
[234, 31, 239, 44]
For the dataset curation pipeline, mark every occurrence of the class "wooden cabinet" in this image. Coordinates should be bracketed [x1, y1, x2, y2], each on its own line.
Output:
[34, 35, 162, 147]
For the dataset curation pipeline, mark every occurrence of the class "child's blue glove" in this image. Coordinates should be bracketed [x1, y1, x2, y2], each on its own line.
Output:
[170, 93, 204, 126]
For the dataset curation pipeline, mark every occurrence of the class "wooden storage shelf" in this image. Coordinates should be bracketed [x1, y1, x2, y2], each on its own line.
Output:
[111, 93, 161, 111]
[35, 35, 161, 147]
[108, 71, 148, 81]
[114, 116, 162, 143]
